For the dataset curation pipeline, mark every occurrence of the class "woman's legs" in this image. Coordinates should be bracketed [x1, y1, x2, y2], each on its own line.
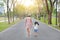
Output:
[27, 27, 30, 37]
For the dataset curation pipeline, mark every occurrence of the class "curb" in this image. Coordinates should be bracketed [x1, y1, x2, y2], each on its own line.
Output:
[39, 20, 60, 32]
[0, 21, 20, 33]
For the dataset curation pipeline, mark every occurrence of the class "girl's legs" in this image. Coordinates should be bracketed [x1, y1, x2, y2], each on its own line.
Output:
[34, 29, 38, 37]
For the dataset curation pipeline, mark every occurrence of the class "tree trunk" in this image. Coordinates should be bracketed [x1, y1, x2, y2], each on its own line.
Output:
[45, 0, 50, 24]
[58, 13, 60, 27]
[45, 0, 53, 24]
[7, 0, 10, 24]
[48, 11, 52, 24]
[12, 0, 15, 22]
[44, 13, 46, 22]
[13, 7, 14, 22]
[12, 0, 17, 22]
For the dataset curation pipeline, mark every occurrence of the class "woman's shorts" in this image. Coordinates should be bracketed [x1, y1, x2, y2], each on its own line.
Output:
[34, 29, 38, 32]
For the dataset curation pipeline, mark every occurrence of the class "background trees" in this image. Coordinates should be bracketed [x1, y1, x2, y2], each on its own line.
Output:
[0, 0, 4, 16]
[57, 0, 60, 27]
[45, 0, 56, 24]
[1, 0, 59, 26]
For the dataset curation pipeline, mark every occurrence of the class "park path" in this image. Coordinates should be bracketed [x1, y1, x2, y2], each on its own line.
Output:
[0, 18, 60, 40]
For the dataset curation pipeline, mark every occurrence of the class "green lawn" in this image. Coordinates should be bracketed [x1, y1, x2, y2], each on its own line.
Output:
[52, 25, 60, 30]
[40, 17, 48, 24]
[52, 17, 58, 25]
[40, 17, 60, 30]
[40, 17, 58, 25]
[0, 22, 14, 32]
[0, 18, 20, 32]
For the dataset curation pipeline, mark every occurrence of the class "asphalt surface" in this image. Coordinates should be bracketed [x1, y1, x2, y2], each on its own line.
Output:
[0, 18, 60, 40]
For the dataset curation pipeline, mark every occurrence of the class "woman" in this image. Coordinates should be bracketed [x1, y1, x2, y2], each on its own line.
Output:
[25, 15, 32, 37]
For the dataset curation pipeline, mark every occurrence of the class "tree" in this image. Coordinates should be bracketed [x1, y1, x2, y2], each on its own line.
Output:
[35, 0, 42, 19]
[57, 0, 60, 27]
[15, 4, 25, 18]
[58, 12, 60, 27]
[3, 0, 11, 24]
[0, 2, 4, 7]
[12, 0, 17, 22]
[45, 0, 56, 24]
[7, 0, 10, 24]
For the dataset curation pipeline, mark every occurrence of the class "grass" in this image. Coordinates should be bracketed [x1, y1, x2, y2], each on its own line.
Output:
[40, 17, 60, 30]
[0, 22, 14, 32]
[40, 17, 58, 25]
[40, 17, 48, 24]
[52, 17, 58, 25]
[0, 18, 20, 32]
[51, 17, 60, 30]
[52, 25, 60, 30]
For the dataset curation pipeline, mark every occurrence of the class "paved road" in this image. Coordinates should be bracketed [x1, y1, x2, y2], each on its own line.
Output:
[0, 18, 60, 40]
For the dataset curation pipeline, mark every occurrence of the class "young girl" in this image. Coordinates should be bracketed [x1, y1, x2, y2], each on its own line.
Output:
[34, 21, 39, 37]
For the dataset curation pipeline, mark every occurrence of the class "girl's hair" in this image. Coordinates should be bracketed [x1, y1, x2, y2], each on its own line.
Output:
[34, 21, 39, 25]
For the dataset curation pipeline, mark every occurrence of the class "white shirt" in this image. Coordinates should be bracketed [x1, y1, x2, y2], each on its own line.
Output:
[34, 24, 38, 29]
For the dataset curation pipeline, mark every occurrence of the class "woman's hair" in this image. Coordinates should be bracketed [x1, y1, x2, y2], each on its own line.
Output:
[27, 14, 31, 17]
[34, 21, 39, 25]
[27, 15, 31, 17]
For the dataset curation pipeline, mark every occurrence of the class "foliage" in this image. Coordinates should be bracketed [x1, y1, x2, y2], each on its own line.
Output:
[52, 8, 56, 16]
